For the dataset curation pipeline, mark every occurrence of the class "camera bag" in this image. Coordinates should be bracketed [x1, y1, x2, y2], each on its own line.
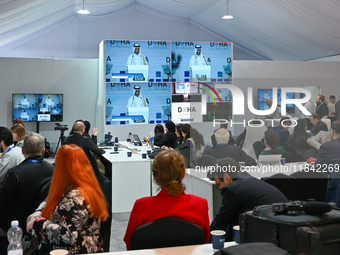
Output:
[240, 205, 340, 255]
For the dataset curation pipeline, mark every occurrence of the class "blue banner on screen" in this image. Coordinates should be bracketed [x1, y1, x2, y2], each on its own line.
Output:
[171, 41, 232, 83]
[258, 89, 295, 113]
[106, 82, 171, 125]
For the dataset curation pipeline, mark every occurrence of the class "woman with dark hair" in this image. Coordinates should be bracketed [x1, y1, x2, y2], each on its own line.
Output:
[27, 144, 109, 254]
[124, 150, 210, 250]
[154, 124, 165, 142]
[144, 121, 177, 148]
[181, 124, 205, 157]
[289, 119, 311, 161]
[174, 124, 184, 148]
[261, 130, 285, 155]
[10, 124, 26, 147]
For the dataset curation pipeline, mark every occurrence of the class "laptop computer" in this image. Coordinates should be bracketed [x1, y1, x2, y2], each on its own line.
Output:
[149, 139, 162, 151]
[132, 134, 142, 146]
[258, 154, 282, 165]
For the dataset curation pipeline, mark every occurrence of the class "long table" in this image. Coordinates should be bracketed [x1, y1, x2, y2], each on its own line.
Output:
[101, 242, 237, 255]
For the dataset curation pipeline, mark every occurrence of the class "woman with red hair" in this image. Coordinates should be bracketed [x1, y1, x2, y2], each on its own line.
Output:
[27, 144, 108, 254]
[124, 150, 210, 250]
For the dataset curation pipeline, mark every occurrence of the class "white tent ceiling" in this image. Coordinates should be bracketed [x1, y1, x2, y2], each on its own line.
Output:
[0, 0, 339, 60]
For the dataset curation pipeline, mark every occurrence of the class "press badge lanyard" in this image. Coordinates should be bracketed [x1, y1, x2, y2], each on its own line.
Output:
[5, 145, 16, 153]
[26, 159, 43, 164]
[315, 102, 324, 112]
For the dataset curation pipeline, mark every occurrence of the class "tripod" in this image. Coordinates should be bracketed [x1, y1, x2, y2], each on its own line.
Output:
[55, 130, 65, 156]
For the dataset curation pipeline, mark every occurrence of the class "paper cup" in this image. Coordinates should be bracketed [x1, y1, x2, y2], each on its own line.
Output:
[211, 230, 225, 250]
[281, 158, 286, 165]
[233, 225, 240, 244]
[50, 250, 68, 255]
[127, 151, 132, 157]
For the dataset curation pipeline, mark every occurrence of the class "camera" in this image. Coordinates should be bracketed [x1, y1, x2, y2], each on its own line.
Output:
[272, 201, 304, 215]
[54, 123, 68, 132]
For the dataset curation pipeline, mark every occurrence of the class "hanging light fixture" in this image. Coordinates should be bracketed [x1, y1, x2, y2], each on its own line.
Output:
[77, 0, 90, 14]
[222, 0, 233, 19]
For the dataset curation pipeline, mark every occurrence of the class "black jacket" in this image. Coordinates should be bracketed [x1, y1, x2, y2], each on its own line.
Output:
[154, 131, 177, 148]
[315, 102, 329, 118]
[0, 155, 54, 235]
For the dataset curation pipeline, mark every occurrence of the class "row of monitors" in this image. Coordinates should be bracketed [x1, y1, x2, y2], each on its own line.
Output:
[105, 83, 298, 125]
[12, 94, 63, 122]
[105, 40, 232, 83]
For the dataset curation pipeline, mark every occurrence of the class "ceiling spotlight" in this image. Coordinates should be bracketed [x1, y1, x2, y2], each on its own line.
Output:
[77, 0, 90, 14]
[222, 0, 233, 19]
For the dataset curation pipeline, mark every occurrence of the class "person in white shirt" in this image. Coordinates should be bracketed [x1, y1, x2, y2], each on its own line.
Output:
[126, 85, 149, 114]
[126, 43, 147, 68]
[188, 45, 208, 70]
[0, 127, 24, 183]
[328, 95, 336, 123]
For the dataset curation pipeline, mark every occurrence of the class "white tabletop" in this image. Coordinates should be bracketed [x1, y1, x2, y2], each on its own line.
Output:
[101, 242, 237, 255]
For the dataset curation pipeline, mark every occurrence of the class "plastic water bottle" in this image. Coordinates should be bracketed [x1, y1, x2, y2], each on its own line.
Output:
[7, 220, 23, 255]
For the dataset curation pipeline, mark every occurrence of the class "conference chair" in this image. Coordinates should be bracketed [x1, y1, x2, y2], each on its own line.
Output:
[302, 148, 319, 161]
[261, 173, 298, 200]
[282, 141, 294, 154]
[290, 171, 329, 202]
[34, 179, 52, 210]
[241, 124, 267, 160]
[281, 151, 297, 163]
[253, 141, 266, 159]
[197, 154, 218, 179]
[100, 204, 112, 252]
[130, 216, 205, 250]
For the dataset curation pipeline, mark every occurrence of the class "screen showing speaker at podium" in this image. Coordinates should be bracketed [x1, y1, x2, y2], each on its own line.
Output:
[105, 82, 171, 125]
[105, 40, 232, 83]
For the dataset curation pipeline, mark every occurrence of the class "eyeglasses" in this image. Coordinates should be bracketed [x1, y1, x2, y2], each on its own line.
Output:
[215, 179, 222, 190]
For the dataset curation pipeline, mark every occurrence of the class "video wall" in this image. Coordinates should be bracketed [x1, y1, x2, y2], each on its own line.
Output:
[257, 89, 296, 114]
[104, 40, 233, 125]
[12, 94, 63, 122]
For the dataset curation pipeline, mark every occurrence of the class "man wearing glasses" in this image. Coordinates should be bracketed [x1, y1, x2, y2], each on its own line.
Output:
[210, 157, 287, 241]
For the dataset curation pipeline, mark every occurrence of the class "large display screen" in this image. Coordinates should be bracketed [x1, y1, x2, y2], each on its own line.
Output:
[171, 41, 232, 82]
[12, 94, 63, 122]
[257, 89, 295, 113]
[106, 82, 171, 125]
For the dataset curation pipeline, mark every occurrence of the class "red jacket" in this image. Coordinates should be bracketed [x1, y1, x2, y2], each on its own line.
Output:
[124, 188, 210, 250]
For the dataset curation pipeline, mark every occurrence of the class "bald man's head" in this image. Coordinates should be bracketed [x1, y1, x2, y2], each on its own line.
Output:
[266, 98, 273, 107]
[215, 128, 230, 145]
[73, 121, 85, 134]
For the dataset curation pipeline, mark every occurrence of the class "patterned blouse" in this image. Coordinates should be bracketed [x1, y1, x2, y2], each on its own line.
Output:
[32, 189, 103, 254]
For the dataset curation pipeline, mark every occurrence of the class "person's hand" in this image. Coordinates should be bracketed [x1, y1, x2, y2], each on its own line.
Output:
[0, 153, 2, 159]
[26, 218, 35, 234]
[322, 116, 328, 119]
[92, 127, 99, 136]
[161, 145, 168, 150]
[143, 137, 149, 141]
[27, 211, 41, 224]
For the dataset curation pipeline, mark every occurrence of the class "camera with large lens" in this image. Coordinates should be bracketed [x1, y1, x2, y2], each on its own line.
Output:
[54, 123, 68, 132]
[272, 201, 304, 215]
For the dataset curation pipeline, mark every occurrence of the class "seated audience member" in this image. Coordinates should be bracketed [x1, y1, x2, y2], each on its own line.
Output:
[315, 120, 340, 207]
[27, 144, 108, 254]
[124, 150, 210, 250]
[261, 130, 285, 155]
[203, 128, 256, 166]
[289, 119, 311, 161]
[144, 121, 177, 148]
[210, 157, 287, 240]
[181, 124, 205, 157]
[153, 124, 165, 143]
[10, 123, 26, 147]
[307, 130, 332, 151]
[271, 116, 291, 146]
[328, 95, 336, 123]
[211, 123, 235, 146]
[83, 120, 99, 144]
[304, 99, 315, 129]
[0, 127, 24, 182]
[12, 118, 27, 131]
[174, 124, 184, 148]
[0, 133, 54, 252]
[310, 113, 328, 136]
[315, 95, 329, 119]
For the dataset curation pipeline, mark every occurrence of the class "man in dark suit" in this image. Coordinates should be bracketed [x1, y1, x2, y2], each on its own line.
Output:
[315, 120, 340, 206]
[0, 133, 54, 253]
[271, 116, 291, 146]
[210, 157, 287, 240]
[315, 95, 329, 119]
[204, 128, 256, 166]
[335, 98, 340, 120]
[310, 113, 328, 136]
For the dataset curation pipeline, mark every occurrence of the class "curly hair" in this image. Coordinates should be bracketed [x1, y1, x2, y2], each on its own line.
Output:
[152, 150, 186, 196]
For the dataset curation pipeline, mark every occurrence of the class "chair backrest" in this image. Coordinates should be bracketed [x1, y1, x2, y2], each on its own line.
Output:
[197, 155, 218, 179]
[253, 141, 266, 159]
[100, 204, 112, 252]
[282, 141, 294, 154]
[302, 148, 319, 161]
[290, 171, 329, 202]
[242, 125, 267, 160]
[281, 151, 297, 163]
[130, 216, 205, 250]
[262, 173, 298, 200]
[321, 118, 331, 130]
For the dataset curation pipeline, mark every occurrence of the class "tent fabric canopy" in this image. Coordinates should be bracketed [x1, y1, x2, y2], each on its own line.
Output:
[0, 0, 339, 61]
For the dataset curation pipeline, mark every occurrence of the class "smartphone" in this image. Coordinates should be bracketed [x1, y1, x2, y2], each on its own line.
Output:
[110, 152, 119, 154]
